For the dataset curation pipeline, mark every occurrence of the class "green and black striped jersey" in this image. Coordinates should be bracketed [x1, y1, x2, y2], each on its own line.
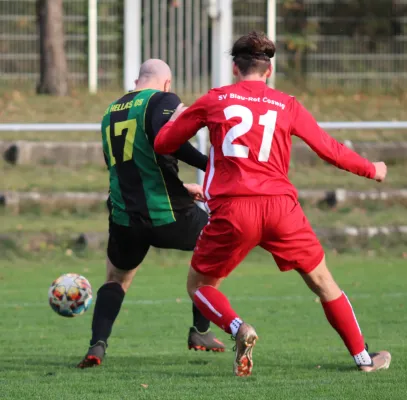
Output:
[101, 89, 207, 227]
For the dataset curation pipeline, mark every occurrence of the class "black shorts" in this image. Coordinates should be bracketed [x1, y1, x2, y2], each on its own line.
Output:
[107, 205, 208, 270]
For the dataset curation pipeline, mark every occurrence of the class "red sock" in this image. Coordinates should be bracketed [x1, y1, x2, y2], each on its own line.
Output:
[322, 292, 365, 356]
[193, 286, 240, 334]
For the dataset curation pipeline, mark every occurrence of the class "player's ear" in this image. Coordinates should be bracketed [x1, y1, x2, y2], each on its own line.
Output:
[265, 63, 272, 79]
[164, 79, 171, 92]
[232, 62, 239, 77]
[135, 79, 138, 86]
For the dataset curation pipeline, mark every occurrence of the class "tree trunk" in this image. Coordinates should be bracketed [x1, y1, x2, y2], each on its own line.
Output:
[36, 0, 68, 96]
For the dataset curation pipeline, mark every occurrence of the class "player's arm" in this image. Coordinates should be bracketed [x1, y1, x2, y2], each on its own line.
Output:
[290, 98, 380, 180]
[154, 94, 208, 155]
[147, 92, 208, 171]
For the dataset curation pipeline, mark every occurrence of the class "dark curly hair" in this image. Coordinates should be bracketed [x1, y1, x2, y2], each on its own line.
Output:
[231, 31, 276, 76]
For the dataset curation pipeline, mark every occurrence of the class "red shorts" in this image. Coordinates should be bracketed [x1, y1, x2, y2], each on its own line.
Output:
[191, 196, 324, 278]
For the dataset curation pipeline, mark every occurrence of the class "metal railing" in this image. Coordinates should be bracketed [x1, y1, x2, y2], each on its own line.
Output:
[1, 121, 406, 187]
[1, 121, 407, 132]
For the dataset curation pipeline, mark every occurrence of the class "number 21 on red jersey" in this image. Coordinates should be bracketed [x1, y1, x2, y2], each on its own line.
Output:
[222, 105, 277, 162]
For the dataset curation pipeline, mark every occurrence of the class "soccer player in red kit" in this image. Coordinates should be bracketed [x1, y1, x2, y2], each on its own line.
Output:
[154, 32, 391, 377]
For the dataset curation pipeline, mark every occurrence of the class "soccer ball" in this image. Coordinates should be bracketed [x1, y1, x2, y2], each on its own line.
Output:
[48, 273, 93, 317]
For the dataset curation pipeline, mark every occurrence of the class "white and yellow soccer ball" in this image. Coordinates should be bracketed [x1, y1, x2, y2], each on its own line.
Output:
[48, 273, 93, 317]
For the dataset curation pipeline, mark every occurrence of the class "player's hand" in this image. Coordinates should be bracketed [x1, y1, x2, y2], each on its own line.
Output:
[170, 103, 188, 122]
[184, 183, 204, 202]
[373, 161, 387, 182]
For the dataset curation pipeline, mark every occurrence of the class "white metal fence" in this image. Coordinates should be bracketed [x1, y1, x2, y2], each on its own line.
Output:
[0, 0, 406, 92]
[1, 121, 406, 187]
[234, 0, 407, 90]
[0, 0, 215, 94]
[139, 0, 211, 95]
[0, 0, 122, 88]
[2, 122, 407, 132]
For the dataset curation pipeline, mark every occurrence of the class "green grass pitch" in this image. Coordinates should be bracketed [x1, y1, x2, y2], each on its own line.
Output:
[1, 250, 406, 399]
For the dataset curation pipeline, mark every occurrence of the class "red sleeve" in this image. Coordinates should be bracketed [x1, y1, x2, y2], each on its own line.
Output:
[290, 98, 376, 179]
[154, 94, 209, 154]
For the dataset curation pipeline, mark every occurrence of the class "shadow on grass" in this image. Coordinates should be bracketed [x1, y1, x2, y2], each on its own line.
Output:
[1, 353, 358, 381]
[0, 354, 223, 378]
[306, 364, 355, 373]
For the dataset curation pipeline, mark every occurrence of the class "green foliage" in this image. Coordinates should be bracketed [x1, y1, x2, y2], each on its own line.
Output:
[275, 0, 406, 87]
[319, 0, 404, 38]
[278, 1, 318, 84]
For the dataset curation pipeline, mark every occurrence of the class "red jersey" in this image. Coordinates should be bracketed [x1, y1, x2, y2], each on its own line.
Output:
[155, 81, 376, 211]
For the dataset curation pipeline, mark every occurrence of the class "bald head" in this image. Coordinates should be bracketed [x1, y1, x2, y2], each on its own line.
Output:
[139, 59, 171, 80]
[135, 59, 172, 92]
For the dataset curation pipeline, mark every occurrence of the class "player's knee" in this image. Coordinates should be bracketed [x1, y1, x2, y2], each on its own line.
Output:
[186, 265, 215, 300]
[304, 270, 341, 301]
[309, 268, 331, 287]
[311, 273, 335, 293]
[300, 256, 340, 297]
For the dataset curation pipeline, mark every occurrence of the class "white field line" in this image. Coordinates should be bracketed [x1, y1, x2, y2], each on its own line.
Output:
[2, 292, 406, 309]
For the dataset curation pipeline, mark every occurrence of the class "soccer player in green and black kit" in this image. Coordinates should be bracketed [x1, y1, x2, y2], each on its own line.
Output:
[77, 59, 225, 368]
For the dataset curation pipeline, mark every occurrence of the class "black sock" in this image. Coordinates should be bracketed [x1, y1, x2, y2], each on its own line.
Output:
[192, 303, 210, 333]
[90, 282, 125, 346]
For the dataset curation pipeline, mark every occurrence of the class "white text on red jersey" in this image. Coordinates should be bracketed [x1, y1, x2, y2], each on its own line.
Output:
[218, 93, 286, 110]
